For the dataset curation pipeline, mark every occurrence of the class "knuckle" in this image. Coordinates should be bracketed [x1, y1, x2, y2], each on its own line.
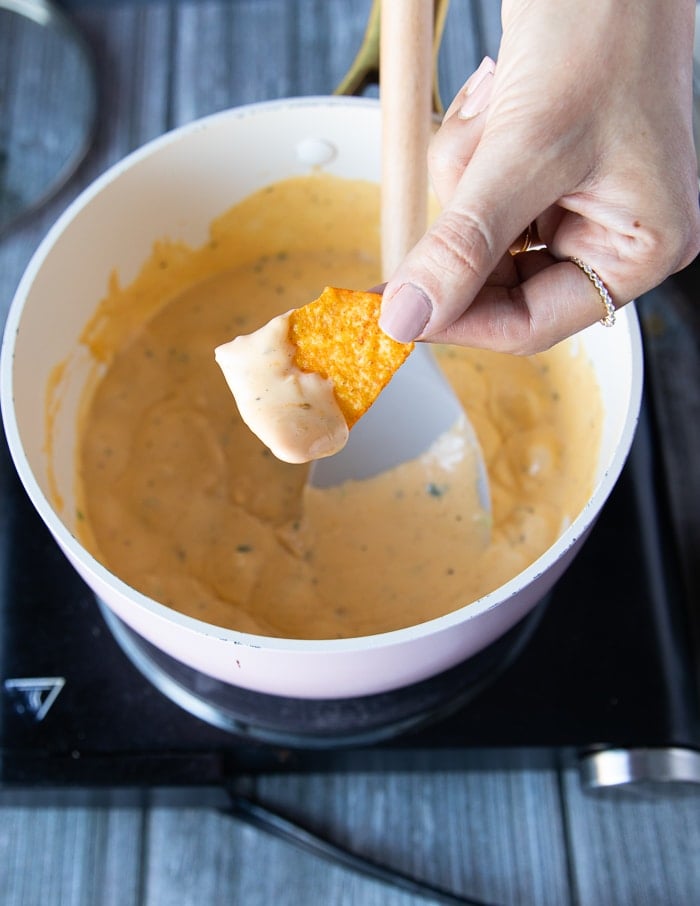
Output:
[424, 208, 495, 283]
[427, 122, 483, 205]
[428, 130, 468, 178]
[606, 193, 700, 299]
[427, 142, 458, 187]
[629, 182, 700, 278]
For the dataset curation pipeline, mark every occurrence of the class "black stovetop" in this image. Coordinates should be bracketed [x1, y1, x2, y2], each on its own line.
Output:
[1, 368, 700, 793]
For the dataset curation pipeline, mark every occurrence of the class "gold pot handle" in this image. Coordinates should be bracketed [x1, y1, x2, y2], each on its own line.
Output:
[333, 0, 450, 115]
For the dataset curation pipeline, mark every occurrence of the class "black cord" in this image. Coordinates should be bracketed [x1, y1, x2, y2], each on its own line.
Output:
[221, 793, 502, 906]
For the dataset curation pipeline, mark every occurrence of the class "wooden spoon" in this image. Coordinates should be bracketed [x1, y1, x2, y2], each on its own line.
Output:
[311, 0, 490, 521]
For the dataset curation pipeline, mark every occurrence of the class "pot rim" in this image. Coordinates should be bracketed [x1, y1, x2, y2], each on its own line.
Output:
[0, 95, 645, 654]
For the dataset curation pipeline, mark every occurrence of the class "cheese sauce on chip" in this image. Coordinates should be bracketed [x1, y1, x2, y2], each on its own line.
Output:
[215, 311, 349, 464]
[215, 286, 412, 464]
[73, 174, 602, 639]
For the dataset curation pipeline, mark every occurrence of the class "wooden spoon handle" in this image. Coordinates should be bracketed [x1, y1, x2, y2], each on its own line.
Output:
[380, 0, 434, 281]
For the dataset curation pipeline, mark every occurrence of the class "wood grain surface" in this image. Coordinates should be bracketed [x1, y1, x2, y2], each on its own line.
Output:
[2, 3, 700, 905]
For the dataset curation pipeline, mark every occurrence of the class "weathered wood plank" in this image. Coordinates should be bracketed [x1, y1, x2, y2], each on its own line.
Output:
[257, 767, 570, 905]
[77, 1, 174, 162]
[141, 764, 569, 905]
[472, 0, 503, 61]
[141, 808, 386, 905]
[171, 0, 373, 123]
[438, 0, 483, 105]
[562, 767, 700, 906]
[144, 803, 408, 906]
[0, 1, 175, 322]
[0, 800, 144, 906]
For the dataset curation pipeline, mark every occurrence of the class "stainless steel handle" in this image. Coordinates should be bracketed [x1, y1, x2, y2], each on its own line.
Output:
[579, 747, 700, 790]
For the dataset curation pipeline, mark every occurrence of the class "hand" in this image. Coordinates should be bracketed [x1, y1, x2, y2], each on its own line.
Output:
[379, 0, 700, 354]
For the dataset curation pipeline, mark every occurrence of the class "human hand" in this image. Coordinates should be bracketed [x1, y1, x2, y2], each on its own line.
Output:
[379, 0, 700, 354]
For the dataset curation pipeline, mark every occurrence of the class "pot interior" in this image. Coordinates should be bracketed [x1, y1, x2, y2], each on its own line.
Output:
[3, 98, 643, 640]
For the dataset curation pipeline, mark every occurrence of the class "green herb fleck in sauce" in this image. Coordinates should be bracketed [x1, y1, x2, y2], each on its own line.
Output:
[426, 482, 449, 498]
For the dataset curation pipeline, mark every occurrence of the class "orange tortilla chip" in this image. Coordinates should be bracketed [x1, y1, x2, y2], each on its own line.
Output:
[289, 286, 414, 428]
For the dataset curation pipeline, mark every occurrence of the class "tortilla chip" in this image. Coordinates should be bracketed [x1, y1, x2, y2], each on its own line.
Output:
[289, 287, 414, 428]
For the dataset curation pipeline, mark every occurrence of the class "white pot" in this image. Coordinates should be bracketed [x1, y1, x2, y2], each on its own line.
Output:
[0, 97, 643, 700]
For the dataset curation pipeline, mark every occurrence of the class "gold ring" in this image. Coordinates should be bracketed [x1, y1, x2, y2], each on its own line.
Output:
[509, 221, 545, 256]
[568, 256, 616, 327]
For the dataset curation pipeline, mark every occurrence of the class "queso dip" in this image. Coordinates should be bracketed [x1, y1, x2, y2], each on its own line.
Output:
[74, 174, 602, 639]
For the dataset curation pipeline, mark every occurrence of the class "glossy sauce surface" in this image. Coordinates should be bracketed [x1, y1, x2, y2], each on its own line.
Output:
[76, 174, 602, 639]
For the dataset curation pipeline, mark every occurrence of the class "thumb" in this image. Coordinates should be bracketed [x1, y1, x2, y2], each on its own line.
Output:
[379, 124, 563, 344]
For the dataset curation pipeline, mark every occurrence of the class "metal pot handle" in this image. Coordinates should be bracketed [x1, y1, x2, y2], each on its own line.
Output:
[333, 0, 451, 114]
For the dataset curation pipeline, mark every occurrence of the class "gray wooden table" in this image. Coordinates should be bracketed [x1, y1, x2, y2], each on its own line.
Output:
[2, 2, 700, 904]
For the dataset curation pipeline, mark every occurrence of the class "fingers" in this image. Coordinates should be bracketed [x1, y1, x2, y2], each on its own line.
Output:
[379, 149, 559, 343]
[378, 58, 508, 345]
[429, 57, 495, 206]
[442, 57, 495, 121]
[377, 4, 700, 352]
[381, 58, 580, 344]
[425, 253, 619, 355]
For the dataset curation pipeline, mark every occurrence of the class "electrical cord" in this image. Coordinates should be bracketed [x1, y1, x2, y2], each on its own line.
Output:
[221, 793, 501, 906]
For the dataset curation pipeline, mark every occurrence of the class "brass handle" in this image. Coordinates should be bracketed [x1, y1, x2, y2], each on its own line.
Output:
[333, 0, 450, 115]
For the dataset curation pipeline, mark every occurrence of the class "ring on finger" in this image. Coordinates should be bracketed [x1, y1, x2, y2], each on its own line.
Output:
[509, 221, 546, 256]
[568, 256, 616, 327]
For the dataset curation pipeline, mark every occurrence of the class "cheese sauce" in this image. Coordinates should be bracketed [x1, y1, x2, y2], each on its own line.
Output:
[214, 311, 349, 464]
[75, 174, 602, 639]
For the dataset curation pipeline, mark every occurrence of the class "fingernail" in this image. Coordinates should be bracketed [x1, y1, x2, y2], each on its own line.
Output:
[458, 58, 495, 120]
[466, 56, 495, 92]
[379, 284, 432, 343]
